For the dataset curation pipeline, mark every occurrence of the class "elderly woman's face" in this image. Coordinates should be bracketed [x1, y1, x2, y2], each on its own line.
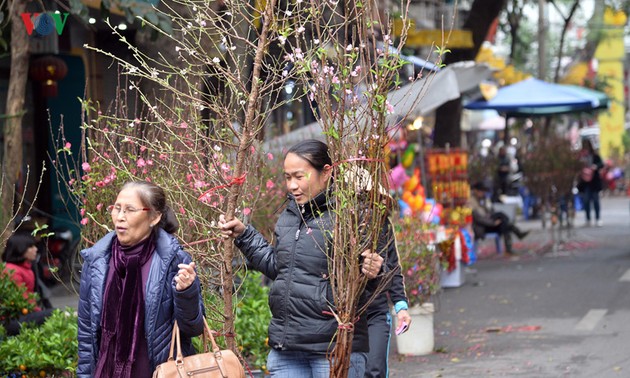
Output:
[111, 188, 161, 246]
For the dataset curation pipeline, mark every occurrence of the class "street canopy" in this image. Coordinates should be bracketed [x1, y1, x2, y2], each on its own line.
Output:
[464, 78, 609, 117]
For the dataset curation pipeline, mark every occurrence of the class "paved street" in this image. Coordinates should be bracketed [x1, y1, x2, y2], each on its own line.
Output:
[390, 195, 630, 377]
[48, 196, 630, 378]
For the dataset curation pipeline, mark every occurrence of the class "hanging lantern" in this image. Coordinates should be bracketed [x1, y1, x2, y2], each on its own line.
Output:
[29, 55, 68, 97]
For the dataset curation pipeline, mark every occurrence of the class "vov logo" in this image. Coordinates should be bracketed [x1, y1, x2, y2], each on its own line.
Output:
[21, 12, 69, 36]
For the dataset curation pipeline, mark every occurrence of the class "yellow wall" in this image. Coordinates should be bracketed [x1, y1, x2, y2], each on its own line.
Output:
[595, 8, 626, 158]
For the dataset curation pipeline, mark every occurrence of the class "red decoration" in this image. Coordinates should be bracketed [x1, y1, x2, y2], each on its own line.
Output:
[29, 55, 68, 97]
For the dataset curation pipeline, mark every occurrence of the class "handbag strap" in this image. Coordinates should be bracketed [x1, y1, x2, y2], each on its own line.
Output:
[168, 318, 234, 378]
[201, 317, 221, 353]
[170, 320, 184, 363]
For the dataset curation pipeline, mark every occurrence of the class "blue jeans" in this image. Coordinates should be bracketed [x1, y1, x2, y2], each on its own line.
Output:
[581, 187, 600, 221]
[267, 349, 367, 378]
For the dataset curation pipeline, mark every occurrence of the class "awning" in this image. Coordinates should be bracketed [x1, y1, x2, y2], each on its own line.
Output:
[465, 78, 609, 117]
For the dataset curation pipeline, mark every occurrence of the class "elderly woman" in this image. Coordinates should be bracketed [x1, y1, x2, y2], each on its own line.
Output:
[77, 181, 205, 378]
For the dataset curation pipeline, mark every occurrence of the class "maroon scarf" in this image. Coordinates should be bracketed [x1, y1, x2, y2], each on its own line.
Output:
[95, 231, 156, 377]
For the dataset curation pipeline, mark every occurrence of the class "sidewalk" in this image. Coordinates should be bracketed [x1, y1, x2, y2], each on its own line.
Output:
[389, 194, 630, 377]
[475, 195, 629, 259]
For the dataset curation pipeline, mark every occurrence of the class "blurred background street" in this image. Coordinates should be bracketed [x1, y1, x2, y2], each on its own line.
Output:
[389, 195, 630, 377]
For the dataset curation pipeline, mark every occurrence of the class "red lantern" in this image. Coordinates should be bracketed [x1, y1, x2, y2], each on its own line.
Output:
[29, 55, 68, 97]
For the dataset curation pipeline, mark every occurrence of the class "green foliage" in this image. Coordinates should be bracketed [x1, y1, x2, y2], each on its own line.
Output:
[195, 271, 271, 371]
[393, 217, 442, 308]
[234, 271, 271, 372]
[0, 308, 78, 376]
[0, 263, 37, 324]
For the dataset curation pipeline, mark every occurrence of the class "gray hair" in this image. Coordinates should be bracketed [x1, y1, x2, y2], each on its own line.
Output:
[121, 181, 179, 233]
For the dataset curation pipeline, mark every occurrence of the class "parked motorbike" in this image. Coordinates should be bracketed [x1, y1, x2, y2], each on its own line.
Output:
[14, 215, 81, 287]
[42, 228, 81, 286]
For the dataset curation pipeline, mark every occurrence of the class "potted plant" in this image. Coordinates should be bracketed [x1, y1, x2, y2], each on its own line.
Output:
[0, 265, 78, 376]
[392, 216, 443, 355]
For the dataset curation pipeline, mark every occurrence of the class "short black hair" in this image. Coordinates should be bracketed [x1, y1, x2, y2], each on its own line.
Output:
[471, 181, 489, 192]
[2, 233, 37, 264]
[286, 139, 332, 172]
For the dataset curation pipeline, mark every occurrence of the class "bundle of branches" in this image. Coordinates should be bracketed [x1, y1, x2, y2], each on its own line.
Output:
[286, 0, 424, 375]
[52, 0, 300, 351]
[521, 133, 581, 208]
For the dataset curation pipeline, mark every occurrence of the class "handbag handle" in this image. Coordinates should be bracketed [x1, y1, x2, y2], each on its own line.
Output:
[168, 319, 225, 363]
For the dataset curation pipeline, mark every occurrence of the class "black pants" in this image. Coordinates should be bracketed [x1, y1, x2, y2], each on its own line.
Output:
[482, 212, 515, 252]
[365, 310, 392, 378]
[484, 212, 511, 234]
[5, 308, 54, 336]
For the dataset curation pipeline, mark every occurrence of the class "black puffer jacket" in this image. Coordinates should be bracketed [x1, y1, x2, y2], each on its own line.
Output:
[234, 191, 369, 353]
[366, 218, 407, 318]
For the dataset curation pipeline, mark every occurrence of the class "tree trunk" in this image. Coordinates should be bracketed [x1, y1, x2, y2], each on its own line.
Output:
[433, 0, 505, 148]
[552, 0, 580, 83]
[1, 0, 30, 241]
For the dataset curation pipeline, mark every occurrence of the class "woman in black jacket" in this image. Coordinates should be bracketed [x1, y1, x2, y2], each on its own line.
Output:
[577, 139, 604, 227]
[219, 139, 384, 377]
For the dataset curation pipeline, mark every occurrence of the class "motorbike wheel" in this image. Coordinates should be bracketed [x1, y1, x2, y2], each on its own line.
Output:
[69, 248, 84, 290]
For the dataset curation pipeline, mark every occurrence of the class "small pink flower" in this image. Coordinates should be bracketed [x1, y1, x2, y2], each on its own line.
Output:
[80, 218, 89, 226]
[266, 179, 275, 190]
[137, 158, 146, 168]
[180, 122, 188, 129]
[96, 203, 103, 211]
[80, 208, 86, 216]
[194, 180, 207, 189]
[179, 206, 186, 214]
[82, 162, 91, 172]
[140, 146, 147, 152]
[267, 153, 274, 160]
[68, 178, 76, 186]
[64, 142, 72, 149]
[243, 207, 252, 216]
[386, 100, 394, 114]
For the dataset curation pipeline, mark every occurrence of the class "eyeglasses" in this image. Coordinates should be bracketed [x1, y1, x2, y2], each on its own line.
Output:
[107, 205, 151, 216]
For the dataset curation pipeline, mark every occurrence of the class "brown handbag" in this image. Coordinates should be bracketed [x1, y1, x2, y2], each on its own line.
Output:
[152, 318, 246, 378]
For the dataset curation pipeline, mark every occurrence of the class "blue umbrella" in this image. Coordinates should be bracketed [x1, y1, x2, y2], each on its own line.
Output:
[465, 78, 608, 117]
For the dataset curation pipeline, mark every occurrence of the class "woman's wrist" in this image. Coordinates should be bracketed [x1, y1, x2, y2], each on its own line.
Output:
[394, 300, 408, 314]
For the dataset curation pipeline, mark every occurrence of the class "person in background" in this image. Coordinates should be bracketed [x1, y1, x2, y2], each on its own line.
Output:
[77, 181, 205, 378]
[576, 139, 604, 227]
[496, 146, 511, 197]
[2, 233, 54, 335]
[365, 219, 411, 378]
[469, 181, 530, 254]
[219, 139, 384, 378]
